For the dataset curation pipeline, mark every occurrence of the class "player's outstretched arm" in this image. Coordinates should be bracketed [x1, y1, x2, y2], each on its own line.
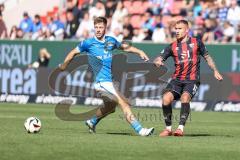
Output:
[121, 44, 149, 61]
[59, 48, 79, 71]
[204, 54, 223, 81]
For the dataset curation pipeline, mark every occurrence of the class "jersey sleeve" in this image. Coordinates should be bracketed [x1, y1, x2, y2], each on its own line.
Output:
[197, 38, 208, 57]
[112, 37, 121, 49]
[76, 40, 88, 53]
[159, 44, 173, 61]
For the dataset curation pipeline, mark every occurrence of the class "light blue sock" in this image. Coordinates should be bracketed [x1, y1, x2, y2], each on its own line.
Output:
[131, 120, 143, 133]
[90, 115, 100, 126]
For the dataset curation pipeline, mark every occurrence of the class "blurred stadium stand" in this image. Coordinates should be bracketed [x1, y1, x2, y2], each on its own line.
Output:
[0, 0, 240, 43]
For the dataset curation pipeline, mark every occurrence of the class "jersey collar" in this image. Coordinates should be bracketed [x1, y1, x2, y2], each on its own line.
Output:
[94, 36, 106, 43]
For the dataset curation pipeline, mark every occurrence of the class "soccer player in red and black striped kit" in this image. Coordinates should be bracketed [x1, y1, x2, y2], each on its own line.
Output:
[154, 20, 223, 137]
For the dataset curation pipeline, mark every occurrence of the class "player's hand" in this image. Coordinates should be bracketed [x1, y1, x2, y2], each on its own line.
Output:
[59, 63, 67, 71]
[214, 71, 223, 81]
[139, 51, 149, 62]
[153, 57, 164, 67]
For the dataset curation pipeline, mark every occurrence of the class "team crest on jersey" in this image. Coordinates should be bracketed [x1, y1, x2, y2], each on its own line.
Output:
[189, 43, 194, 48]
[181, 53, 187, 59]
[175, 47, 179, 51]
[103, 49, 108, 54]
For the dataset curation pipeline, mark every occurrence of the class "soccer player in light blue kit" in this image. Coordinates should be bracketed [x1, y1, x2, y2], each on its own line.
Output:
[59, 17, 154, 136]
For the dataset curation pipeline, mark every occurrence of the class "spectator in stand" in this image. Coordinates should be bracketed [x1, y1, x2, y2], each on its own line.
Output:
[66, 0, 82, 20]
[109, 27, 123, 42]
[32, 15, 43, 33]
[122, 16, 133, 39]
[0, 3, 4, 13]
[46, 16, 56, 39]
[152, 24, 166, 43]
[9, 25, 17, 40]
[218, 0, 232, 6]
[227, 0, 240, 42]
[227, 0, 240, 29]
[0, 12, 7, 39]
[19, 12, 34, 33]
[217, 0, 229, 24]
[46, 16, 54, 30]
[112, 1, 128, 25]
[183, 0, 199, 11]
[89, 1, 106, 19]
[42, 27, 56, 41]
[106, 17, 112, 33]
[193, 1, 203, 18]
[122, 26, 132, 40]
[76, 12, 94, 39]
[2, 0, 239, 44]
[222, 21, 235, 43]
[149, 0, 173, 15]
[202, 1, 218, 20]
[162, 0, 174, 15]
[153, 15, 163, 28]
[202, 19, 215, 43]
[52, 13, 65, 40]
[105, 0, 117, 18]
[141, 11, 155, 32]
[0, 4, 5, 18]
[132, 28, 145, 42]
[202, 18, 223, 43]
[32, 14, 43, 40]
[16, 28, 24, 39]
[110, 17, 123, 35]
[46, 14, 64, 40]
[164, 21, 176, 42]
[64, 10, 79, 39]
[143, 29, 153, 41]
[148, 0, 164, 15]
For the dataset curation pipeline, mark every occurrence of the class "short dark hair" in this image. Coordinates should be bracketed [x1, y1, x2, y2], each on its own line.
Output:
[94, 16, 107, 26]
[23, 12, 28, 17]
[35, 14, 40, 19]
[175, 19, 189, 27]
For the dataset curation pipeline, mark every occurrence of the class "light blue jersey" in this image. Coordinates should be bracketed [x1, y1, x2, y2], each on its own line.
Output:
[76, 36, 121, 82]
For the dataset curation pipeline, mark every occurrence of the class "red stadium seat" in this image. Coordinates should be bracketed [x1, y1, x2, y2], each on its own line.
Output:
[47, 11, 55, 17]
[130, 15, 142, 28]
[78, 0, 84, 7]
[123, 0, 132, 10]
[130, 1, 144, 14]
[40, 16, 47, 25]
[171, 0, 183, 15]
[53, 6, 59, 13]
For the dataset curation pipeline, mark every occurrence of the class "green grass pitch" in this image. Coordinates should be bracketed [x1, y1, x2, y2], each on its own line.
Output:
[0, 103, 240, 160]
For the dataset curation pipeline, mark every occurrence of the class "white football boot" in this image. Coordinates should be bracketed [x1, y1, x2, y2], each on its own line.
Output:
[85, 120, 96, 133]
[138, 127, 155, 136]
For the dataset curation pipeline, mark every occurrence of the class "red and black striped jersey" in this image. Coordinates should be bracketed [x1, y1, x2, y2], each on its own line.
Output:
[160, 37, 208, 81]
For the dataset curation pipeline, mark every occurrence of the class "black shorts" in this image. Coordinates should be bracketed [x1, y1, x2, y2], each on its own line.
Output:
[162, 79, 200, 100]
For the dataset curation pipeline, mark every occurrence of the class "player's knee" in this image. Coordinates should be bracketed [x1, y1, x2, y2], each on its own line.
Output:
[180, 93, 191, 103]
[162, 93, 173, 105]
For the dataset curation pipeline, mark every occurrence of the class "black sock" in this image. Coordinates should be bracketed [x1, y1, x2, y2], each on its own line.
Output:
[162, 104, 172, 126]
[179, 103, 190, 126]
